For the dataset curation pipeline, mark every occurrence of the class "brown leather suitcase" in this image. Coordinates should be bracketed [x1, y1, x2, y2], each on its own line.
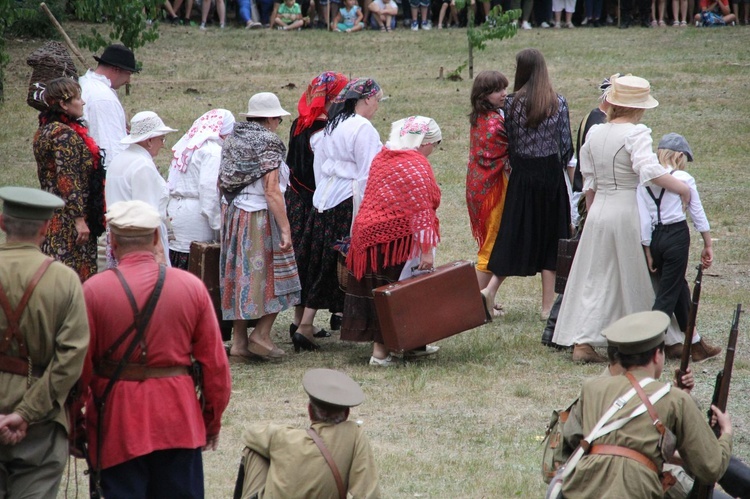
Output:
[554, 238, 579, 295]
[188, 241, 234, 341]
[372, 260, 489, 352]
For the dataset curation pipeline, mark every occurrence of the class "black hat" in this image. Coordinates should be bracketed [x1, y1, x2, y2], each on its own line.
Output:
[93, 44, 139, 73]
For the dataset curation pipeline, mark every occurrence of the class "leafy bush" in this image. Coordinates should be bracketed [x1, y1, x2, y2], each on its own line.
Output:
[3, 0, 65, 38]
[70, 0, 163, 55]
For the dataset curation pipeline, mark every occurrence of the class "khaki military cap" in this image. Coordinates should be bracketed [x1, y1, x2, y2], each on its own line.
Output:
[602, 311, 670, 355]
[303, 369, 364, 408]
[0, 186, 63, 220]
[107, 200, 160, 236]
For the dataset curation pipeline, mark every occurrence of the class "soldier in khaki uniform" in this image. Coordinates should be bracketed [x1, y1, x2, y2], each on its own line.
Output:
[562, 311, 732, 499]
[0, 187, 90, 498]
[237, 369, 381, 498]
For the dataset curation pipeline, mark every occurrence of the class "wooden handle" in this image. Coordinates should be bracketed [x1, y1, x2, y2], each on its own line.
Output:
[39, 2, 91, 70]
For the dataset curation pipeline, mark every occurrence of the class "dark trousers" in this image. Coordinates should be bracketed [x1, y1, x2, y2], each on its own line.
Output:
[101, 448, 204, 499]
[620, 0, 651, 23]
[650, 221, 690, 332]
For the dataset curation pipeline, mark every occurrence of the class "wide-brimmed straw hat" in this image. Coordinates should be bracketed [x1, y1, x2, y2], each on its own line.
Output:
[239, 92, 290, 118]
[93, 44, 139, 73]
[605, 74, 658, 109]
[121, 111, 178, 144]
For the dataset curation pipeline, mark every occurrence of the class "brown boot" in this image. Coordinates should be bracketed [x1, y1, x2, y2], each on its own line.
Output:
[691, 338, 722, 362]
[572, 343, 607, 363]
[665, 343, 683, 360]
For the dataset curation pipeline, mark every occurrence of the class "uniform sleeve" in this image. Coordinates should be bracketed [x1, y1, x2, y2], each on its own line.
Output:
[636, 186, 654, 246]
[675, 171, 710, 233]
[557, 97, 574, 166]
[563, 396, 584, 451]
[189, 278, 231, 437]
[196, 146, 223, 232]
[624, 125, 666, 184]
[242, 423, 283, 458]
[674, 391, 732, 483]
[15, 269, 89, 427]
[348, 428, 382, 499]
[50, 127, 91, 219]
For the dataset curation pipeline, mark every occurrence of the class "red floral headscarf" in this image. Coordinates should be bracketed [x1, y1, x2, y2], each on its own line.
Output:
[294, 71, 348, 137]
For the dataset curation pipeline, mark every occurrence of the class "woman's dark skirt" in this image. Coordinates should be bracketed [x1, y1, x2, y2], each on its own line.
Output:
[488, 154, 570, 276]
[341, 249, 405, 344]
[295, 197, 353, 312]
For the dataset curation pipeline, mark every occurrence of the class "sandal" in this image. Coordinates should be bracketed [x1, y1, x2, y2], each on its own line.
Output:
[385, 25, 391, 32]
[380, 25, 386, 31]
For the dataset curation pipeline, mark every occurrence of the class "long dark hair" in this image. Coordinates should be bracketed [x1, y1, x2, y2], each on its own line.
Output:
[469, 70, 509, 127]
[509, 48, 558, 129]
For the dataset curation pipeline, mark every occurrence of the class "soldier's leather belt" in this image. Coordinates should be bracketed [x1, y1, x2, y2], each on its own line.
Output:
[0, 353, 43, 378]
[590, 444, 659, 473]
[95, 361, 189, 381]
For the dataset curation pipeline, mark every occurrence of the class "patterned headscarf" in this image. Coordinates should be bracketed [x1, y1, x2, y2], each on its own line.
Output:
[386, 116, 442, 151]
[294, 72, 348, 137]
[170, 109, 235, 173]
[326, 77, 381, 134]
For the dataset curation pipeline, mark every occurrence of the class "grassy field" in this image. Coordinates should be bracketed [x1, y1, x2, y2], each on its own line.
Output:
[2, 20, 750, 497]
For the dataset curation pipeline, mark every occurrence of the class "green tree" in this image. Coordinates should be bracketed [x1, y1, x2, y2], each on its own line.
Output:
[466, 5, 520, 79]
[71, 0, 163, 57]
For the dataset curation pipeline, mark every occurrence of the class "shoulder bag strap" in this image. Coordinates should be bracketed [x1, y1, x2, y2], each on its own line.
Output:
[625, 372, 666, 436]
[306, 427, 346, 499]
[0, 258, 54, 358]
[92, 265, 167, 495]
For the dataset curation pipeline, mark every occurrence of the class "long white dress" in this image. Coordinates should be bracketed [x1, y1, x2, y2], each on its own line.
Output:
[553, 123, 676, 347]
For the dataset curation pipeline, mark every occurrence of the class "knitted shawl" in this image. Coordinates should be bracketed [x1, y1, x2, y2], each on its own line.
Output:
[347, 148, 441, 280]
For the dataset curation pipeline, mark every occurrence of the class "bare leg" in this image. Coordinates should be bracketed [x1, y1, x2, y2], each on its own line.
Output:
[217, 0, 226, 25]
[201, 0, 211, 24]
[231, 320, 249, 356]
[249, 313, 279, 349]
[541, 270, 556, 316]
[372, 342, 389, 359]
[420, 5, 428, 23]
[270, 2, 281, 24]
[438, 2, 448, 26]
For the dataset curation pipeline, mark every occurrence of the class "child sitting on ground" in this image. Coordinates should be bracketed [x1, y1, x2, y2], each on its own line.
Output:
[333, 0, 364, 31]
[274, 0, 305, 29]
[694, 0, 737, 25]
[637, 133, 720, 361]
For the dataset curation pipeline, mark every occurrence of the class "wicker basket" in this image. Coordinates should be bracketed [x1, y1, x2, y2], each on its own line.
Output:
[336, 252, 348, 291]
[26, 41, 79, 112]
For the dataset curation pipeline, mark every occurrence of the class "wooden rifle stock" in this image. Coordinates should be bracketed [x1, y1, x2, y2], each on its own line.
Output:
[678, 265, 703, 389]
[689, 304, 743, 499]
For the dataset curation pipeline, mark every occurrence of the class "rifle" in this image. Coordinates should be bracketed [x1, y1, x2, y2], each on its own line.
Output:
[689, 304, 743, 499]
[677, 265, 703, 389]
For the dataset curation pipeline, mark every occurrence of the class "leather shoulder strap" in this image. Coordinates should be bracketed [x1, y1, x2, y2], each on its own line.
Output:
[307, 427, 346, 499]
[625, 372, 666, 436]
[0, 258, 54, 358]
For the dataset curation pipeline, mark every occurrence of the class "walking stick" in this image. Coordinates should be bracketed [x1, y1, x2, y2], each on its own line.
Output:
[39, 3, 91, 70]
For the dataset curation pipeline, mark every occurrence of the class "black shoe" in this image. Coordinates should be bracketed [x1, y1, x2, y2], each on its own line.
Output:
[313, 328, 331, 338]
[330, 314, 343, 331]
[619, 21, 630, 28]
[289, 323, 298, 340]
[292, 332, 320, 352]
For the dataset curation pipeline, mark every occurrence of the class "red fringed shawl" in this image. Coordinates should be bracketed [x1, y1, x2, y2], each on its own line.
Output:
[347, 148, 441, 280]
[466, 110, 509, 248]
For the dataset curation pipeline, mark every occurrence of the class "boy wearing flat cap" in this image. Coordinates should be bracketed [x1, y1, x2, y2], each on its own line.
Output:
[0, 186, 90, 498]
[562, 311, 732, 498]
[237, 369, 381, 498]
[77, 200, 231, 498]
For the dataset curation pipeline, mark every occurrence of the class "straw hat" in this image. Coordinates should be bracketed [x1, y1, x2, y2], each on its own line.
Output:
[121, 111, 178, 144]
[239, 92, 290, 118]
[605, 74, 658, 109]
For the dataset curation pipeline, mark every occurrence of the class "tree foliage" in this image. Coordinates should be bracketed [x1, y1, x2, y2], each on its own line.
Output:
[71, 0, 163, 55]
[467, 6, 521, 78]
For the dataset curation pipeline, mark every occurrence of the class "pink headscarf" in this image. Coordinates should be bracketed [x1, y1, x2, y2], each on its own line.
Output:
[170, 108, 235, 173]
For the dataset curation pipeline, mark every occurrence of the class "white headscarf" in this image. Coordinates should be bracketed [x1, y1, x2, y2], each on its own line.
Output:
[170, 109, 235, 173]
[386, 116, 442, 151]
